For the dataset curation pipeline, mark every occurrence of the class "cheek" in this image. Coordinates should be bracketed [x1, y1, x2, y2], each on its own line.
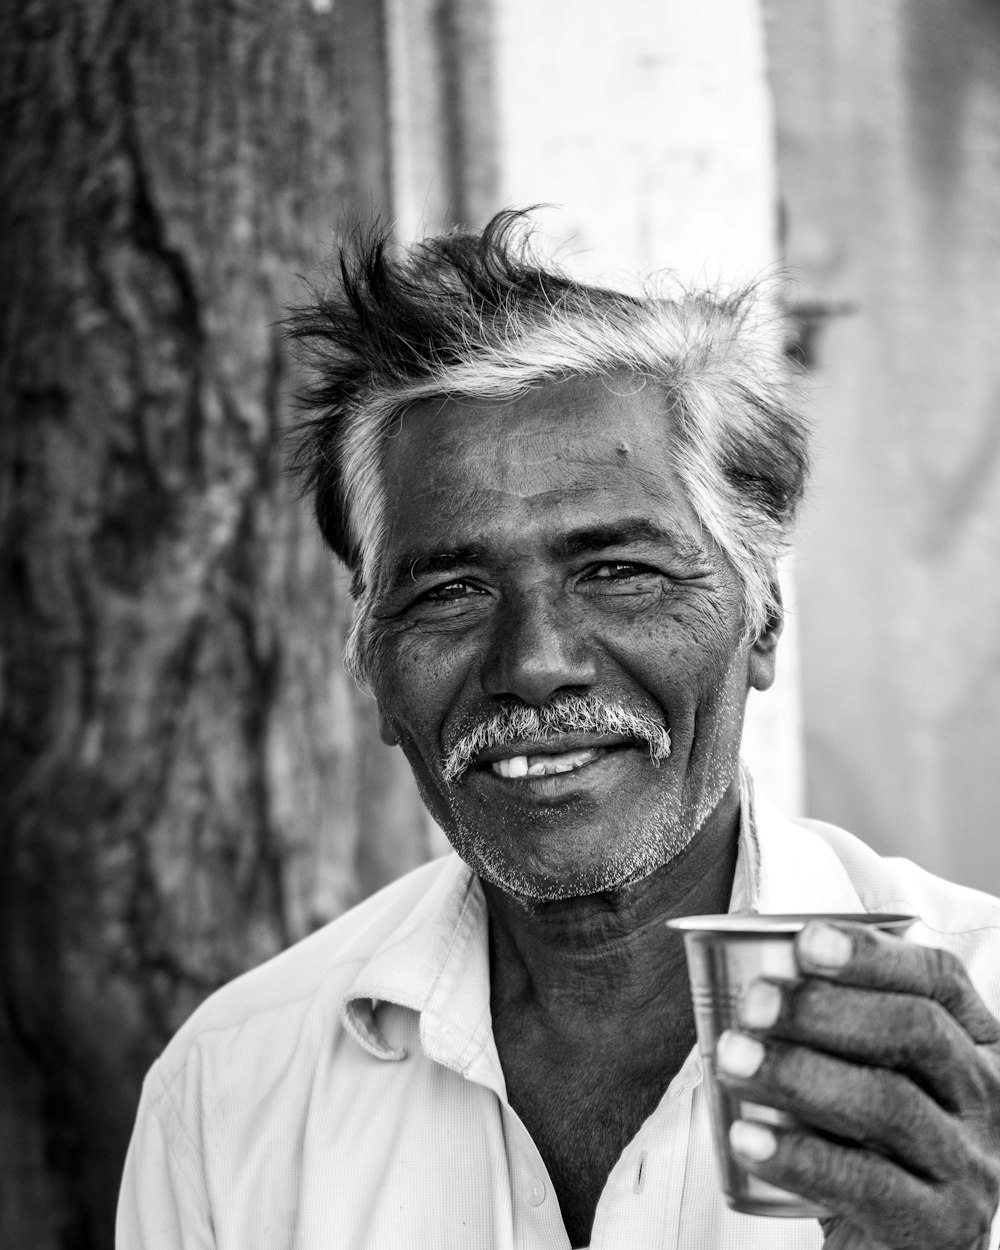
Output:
[615, 605, 740, 700]
[687, 658, 753, 771]
[612, 619, 749, 762]
[368, 631, 473, 743]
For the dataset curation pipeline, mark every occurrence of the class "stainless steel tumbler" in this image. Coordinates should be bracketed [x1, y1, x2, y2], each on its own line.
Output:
[666, 912, 916, 1218]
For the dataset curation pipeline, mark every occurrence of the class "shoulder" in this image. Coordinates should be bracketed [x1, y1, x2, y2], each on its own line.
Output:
[144, 853, 458, 1106]
[794, 815, 1000, 934]
[793, 814, 1000, 1012]
[120, 853, 473, 1244]
[749, 782, 1000, 1008]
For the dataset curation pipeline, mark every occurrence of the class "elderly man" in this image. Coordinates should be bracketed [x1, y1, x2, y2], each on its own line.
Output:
[118, 213, 1000, 1250]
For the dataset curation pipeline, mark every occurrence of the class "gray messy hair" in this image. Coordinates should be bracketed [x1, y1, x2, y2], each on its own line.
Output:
[284, 209, 809, 682]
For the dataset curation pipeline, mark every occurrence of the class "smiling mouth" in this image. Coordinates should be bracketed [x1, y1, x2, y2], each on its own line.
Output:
[490, 745, 621, 779]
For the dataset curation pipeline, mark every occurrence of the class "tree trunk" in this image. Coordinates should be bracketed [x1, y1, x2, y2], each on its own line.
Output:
[0, 2, 431, 1245]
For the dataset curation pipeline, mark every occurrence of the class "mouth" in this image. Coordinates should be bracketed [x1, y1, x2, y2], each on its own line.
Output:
[491, 745, 614, 779]
[475, 735, 638, 782]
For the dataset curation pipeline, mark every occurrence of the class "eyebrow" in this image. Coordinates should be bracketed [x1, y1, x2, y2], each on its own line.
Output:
[553, 518, 693, 558]
[398, 548, 487, 582]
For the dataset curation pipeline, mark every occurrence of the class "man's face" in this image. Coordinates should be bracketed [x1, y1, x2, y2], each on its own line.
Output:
[364, 374, 778, 900]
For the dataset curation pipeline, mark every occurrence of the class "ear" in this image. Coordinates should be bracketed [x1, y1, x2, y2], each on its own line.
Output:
[748, 581, 784, 692]
[377, 709, 400, 747]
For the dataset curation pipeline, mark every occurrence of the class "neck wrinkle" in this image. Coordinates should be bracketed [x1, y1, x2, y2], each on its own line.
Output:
[485, 781, 741, 1024]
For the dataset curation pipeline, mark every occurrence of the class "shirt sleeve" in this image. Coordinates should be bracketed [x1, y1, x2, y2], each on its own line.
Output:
[116, 1076, 216, 1250]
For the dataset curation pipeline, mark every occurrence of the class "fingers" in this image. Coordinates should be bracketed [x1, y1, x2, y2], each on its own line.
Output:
[726, 1119, 998, 1250]
[714, 923, 1000, 1247]
[736, 975, 992, 1111]
[715, 1029, 984, 1181]
[795, 921, 1000, 1046]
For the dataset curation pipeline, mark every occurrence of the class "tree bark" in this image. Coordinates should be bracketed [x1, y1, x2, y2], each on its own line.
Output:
[0, 2, 431, 1245]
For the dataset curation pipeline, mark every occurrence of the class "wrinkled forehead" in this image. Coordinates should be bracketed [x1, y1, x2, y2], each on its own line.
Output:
[370, 375, 711, 578]
[379, 372, 683, 500]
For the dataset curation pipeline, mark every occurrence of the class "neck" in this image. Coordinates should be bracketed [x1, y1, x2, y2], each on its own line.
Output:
[485, 778, 742, 1027]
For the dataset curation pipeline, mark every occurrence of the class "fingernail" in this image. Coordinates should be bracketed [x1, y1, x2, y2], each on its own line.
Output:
[730, 1119, 777, 1161]
[716, 1030, 765, 1077]
[798, 921, 852, 970]
[739, 979, 782, 1028]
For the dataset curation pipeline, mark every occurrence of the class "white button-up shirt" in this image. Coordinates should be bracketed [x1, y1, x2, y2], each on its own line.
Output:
[117, 777, 1000, 1249]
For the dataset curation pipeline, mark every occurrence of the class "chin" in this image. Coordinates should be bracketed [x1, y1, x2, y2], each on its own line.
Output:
[448, 818, 698, 902]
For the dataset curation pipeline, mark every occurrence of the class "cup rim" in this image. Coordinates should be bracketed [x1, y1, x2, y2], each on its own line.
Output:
[666, 911, 917, 934]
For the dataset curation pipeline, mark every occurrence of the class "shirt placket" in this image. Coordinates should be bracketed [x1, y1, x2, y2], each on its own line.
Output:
[587, 1050, 701, 1250]
[497, 1100, 574, 1250]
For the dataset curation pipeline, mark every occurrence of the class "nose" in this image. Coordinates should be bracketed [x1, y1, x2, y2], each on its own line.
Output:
[480, 586, 599, 706]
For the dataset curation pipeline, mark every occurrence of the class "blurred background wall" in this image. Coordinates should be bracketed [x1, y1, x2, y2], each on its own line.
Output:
[2, 0, 998, 1245]
[767, 0, 1000, 894]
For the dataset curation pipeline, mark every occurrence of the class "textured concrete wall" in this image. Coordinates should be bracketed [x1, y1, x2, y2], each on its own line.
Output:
[494, 0, 777, 284]
[768, 0, 1000, 889]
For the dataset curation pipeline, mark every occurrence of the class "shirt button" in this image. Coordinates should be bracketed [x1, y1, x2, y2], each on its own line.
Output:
[525, 1178, 546, 1206]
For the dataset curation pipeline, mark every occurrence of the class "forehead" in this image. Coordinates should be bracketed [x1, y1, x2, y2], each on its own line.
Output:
[378, 373, 701, 560]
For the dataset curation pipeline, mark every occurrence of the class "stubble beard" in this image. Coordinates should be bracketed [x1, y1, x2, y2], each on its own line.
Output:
[438, 762, 734, 902]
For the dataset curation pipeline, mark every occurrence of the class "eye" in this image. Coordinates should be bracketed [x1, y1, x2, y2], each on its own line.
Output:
[414, 578, 486, 605]
[426, 580, 471, 598]
[580, 561, 664, 595]
[589, 562, 647, 579]
[587, 561, 662, 582]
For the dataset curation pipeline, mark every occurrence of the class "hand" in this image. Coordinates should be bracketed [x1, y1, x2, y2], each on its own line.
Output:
[714, 920, 1000, 1249]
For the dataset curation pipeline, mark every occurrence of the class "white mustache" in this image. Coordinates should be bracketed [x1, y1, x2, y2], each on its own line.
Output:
[442, 695, 671, 784]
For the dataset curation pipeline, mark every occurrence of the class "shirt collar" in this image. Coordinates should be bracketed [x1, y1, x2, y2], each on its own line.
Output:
[342, 852, 498, 1075]
[342, 767, 867, 1063]
[739, 766, 866, 914]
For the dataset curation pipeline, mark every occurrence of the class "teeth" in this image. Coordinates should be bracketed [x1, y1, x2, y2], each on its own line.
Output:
[494, 755, 529, 778]
[492, 748, 600, 779]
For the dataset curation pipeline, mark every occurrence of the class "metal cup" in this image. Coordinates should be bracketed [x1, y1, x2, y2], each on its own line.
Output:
[666, 912, 917, 1218]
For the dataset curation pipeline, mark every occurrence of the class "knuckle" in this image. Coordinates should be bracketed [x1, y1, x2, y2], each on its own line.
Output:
[978, 1159, 998, 1202]
[908, 998, 954, 1066]
[844, 1068, 942, 1162]
[770, 1129, 832, 1189]
[831, 1144, 888, 1209]
[784, 978, 842, 1038]
[926, 945, 968, 998]
[924, 1197, 990, 1250]
[772, 1120, 998, 1249]
[868, 1073, 923, 1143]
[961, 1189, 997, 1243]
[973, 1143, 1000, 1196]
[932, 1150, 999, 1241]
[763, 1040, 815, 1101]
[963, 1054, 996, 1106]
